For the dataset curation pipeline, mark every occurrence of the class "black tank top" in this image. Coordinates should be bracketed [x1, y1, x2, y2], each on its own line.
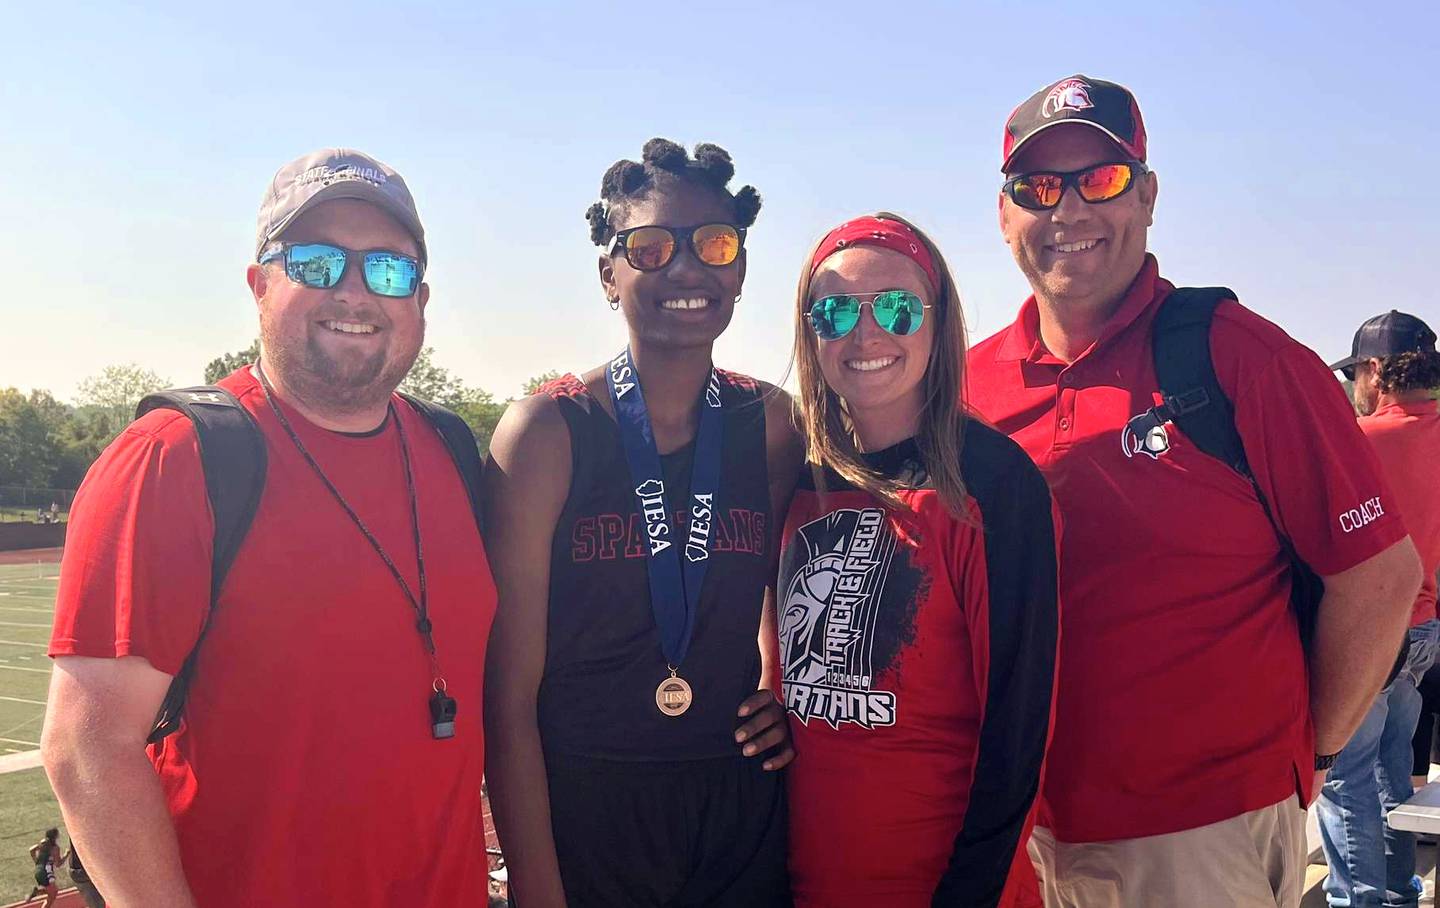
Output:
[538, 371, 772, 761]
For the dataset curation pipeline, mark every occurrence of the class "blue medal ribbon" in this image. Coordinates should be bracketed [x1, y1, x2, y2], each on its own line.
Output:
[606, 347, 723, 668]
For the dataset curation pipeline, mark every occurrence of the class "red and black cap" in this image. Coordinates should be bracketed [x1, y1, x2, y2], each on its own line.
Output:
[1329, 310, 1438, 379]
[1002, 74, 1147, 172]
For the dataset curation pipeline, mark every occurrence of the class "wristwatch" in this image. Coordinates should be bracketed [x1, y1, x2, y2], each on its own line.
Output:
[1315, 752, 1340, 771]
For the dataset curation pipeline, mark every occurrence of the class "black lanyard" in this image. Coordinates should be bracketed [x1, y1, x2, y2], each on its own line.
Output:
[605, 348, 723, 714]
[256, 366, 457, 739]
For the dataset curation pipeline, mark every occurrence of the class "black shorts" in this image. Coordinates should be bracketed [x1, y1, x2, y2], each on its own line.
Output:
[34, 864, 54, 888]
[542, 754, 790, 908]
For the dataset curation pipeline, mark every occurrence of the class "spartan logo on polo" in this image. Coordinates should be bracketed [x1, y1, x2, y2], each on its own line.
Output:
[631, 478, 718, 561]
[780, 508, 899, 730]
[1121, 408, 1172, 460]
[1041, 78, 1094, 119]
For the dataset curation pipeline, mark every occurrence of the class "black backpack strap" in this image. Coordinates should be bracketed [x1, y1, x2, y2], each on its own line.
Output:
[135, 386, 267, 743]
[1150, 287, 1248, 473]
[395, 392, 485, 534]
[1147, 290, 1374, 667]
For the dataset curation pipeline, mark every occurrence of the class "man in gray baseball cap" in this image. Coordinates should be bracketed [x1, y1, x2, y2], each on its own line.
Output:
[256, 148, 428, 262]
[43, 149, 498, 908]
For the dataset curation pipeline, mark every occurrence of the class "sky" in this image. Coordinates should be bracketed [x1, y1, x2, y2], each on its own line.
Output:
[2, 0, 1435, 402]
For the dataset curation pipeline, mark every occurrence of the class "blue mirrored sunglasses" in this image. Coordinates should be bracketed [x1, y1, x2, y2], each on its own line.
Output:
[259, 242, 423, 299]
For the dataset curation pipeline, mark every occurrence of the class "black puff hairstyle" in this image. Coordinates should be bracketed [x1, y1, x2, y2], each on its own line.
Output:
[585, 138, 762, 246]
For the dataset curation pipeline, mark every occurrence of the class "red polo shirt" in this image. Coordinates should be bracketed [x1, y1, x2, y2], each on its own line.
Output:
[966, 255, 1405, 842]
[1359, 399, 1440, 626]
[50, 368, 497, 908]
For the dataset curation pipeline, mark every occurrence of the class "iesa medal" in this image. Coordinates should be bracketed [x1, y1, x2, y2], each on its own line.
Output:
[656, 668, 694, 717]
[606, 348, 724, 720]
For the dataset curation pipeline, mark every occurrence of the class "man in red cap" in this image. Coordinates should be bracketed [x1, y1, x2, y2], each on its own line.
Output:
[1315, 312, 1440, 908]
[967, 75, 1425, 907]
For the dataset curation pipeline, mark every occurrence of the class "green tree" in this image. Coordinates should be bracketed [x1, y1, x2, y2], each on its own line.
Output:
[75, 363, 171, 442]
[454, 398, 508, 454]
[205, 339, 261, 383]
[399, 347, 489, 410]
[0, 388, 66, 488]
[521, 370, 562, 397]
[397, 348, 509, 452]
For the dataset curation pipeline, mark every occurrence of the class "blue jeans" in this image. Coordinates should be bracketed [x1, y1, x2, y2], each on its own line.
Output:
[1319, 618, 1440, 907]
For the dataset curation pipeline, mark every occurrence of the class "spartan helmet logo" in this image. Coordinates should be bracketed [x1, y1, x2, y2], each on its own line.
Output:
[1041, 79, 1095, 119]
[1121, 409, 1172, 460]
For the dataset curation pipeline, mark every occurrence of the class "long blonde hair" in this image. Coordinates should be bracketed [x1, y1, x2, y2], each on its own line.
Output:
[790, 212, 970, 516]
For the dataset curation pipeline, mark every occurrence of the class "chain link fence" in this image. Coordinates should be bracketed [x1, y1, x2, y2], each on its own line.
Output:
[0, 486, 76, 522]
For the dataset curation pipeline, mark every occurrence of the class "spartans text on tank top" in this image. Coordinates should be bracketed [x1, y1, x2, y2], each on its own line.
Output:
[538, 371, 773, 761]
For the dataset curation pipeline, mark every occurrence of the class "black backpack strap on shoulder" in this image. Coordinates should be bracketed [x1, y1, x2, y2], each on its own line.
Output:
[1150, 287, 1248, 474]
[136, 386, 267, 743]
[1148, 289, 1352, 659]
[396, 392, 485, 534]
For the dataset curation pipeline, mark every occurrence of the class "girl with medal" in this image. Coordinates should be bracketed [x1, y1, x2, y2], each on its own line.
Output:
[484, 139, 803, 907]
[778, 214, 1062, 907]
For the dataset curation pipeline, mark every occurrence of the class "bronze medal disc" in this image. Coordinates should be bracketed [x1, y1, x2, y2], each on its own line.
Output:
[655, 675, 694, 717]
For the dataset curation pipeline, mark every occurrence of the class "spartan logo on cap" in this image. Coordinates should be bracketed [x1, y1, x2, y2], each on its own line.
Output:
[1042, 78, 1095, 119]
[1121, 408, 1172, 460]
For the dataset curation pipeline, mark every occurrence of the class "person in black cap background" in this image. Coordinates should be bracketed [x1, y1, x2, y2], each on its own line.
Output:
[41, 149, 499, 908]
[1317, 311, 1440, 908]
[966, 74, 1425, 907]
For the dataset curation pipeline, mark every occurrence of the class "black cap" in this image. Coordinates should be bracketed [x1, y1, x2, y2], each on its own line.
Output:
[1329, 310, 1437, 379]
[1002, 75, 1147, 172]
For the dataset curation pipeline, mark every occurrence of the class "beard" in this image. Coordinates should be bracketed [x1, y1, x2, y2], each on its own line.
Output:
[1352, 383, 1377, 416]
[260, 317, 422, 418]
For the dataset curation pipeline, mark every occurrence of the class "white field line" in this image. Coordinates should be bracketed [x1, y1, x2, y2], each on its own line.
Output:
[0, 663, 49, 673]
[0, 621, 49, 629]
[0, 695, 45, 706]
[0, 639, 47, 648]
[0, 736, 39, 747]
[0, 748, 43, 773]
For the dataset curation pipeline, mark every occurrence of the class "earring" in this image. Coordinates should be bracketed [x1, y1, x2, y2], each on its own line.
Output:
[734, 293, 742, 304]
[608, 296, 620, 311]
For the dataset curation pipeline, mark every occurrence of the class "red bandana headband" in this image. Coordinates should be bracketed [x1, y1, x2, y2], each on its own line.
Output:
[808, 216, 940, 292]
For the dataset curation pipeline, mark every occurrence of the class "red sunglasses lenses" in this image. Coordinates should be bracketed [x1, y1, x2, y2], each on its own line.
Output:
[1009, 163, 1137, 210]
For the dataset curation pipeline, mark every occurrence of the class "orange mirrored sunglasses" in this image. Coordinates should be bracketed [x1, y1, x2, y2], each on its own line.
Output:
[1003, 162, 1146, 211]
[610, 223, 745, 271]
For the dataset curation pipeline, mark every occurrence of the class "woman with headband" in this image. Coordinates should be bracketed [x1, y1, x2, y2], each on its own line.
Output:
[483, 139, 803, 907]
[779, 214, 1060, 906]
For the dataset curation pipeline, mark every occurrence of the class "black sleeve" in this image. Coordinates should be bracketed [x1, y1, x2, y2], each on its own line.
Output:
[933, 429, 1060, 907]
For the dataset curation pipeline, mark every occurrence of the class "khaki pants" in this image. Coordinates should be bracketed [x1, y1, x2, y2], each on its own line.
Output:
[1028, 798, 1307, 908]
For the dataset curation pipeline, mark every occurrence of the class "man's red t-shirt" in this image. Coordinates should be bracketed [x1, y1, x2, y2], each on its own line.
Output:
[779, 424, 1060, 906]
[50, 367, 498, 907]
[1359, 400, 1440, 626]
[966, 256, 1405, 843]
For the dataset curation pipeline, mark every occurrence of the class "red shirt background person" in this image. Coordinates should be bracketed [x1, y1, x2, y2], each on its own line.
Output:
[782, 214, 1059, 907]
[1314, 310, 1440, 907]
[42, 150, 498, 908]
[1336, 311, 1440, 631]
[966, 75, 1423, 908]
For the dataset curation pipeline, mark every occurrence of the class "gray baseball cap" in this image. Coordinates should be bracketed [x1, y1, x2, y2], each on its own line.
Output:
[255, 148, 426, 262]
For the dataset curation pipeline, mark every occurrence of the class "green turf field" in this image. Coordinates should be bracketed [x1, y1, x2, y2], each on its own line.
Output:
[0, 562, 62, 901]
[0, 768, 68, 901]
[0, 562, 55, 756]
